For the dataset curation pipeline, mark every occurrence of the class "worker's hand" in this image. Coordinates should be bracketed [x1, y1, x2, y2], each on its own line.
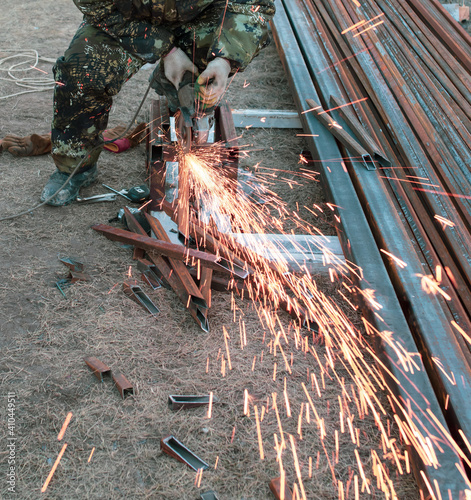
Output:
[196, 58, 231, 108]
[163, 48, 198, 90]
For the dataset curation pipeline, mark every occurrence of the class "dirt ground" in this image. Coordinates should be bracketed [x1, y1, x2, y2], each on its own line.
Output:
[0, 1, 424, 499]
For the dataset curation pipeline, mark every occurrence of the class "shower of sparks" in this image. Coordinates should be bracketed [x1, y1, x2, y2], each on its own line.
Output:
[172, 144, 470, 499]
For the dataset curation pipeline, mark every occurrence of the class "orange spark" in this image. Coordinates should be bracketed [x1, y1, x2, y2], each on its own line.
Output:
[318, 97, 368, 115]
[57, 412, 73, 441]
[380, 249, 407, 268]
[41, 443, 67, 493]
[341, 20, 367, 34]
[353, 20, 385, 37]
[254, 405, 265, 460]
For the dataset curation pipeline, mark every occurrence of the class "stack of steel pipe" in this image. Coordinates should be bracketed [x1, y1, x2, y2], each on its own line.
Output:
[271, 0, 471, 496]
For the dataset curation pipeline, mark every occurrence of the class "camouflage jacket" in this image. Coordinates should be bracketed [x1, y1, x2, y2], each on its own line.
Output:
[73, 0, 276, 70]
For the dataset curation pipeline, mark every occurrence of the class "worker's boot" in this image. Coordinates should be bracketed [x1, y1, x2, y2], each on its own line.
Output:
[40, 164, 98, 206]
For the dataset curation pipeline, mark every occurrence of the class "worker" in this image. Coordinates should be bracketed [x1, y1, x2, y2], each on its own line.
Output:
[40, 0, 276, 206]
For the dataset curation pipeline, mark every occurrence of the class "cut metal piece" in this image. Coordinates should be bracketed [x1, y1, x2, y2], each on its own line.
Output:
[123, 279, 160, 316]
[200, 491, 219, 500]
[84, 356, 111, 381]
[113, 373, 134, 399]
[330, 95, 391, 169]
[137, 259, 162, 290]
[123, 209, 208, 331]
[69, 270, 91, 283]
[305, 98, 378, 170]
[160, 435, 209, 471]
[168, 394, 219, 411]
[145, 213, 207, 309]
[269, 477, 293, 500]
[58, 257, 84, 272]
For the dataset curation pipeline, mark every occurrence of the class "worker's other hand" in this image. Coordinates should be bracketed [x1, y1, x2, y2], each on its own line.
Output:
[196, 58, 231, 108]
[163, 48, 198, 90]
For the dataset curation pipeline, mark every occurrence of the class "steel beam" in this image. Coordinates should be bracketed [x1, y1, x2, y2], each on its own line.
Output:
[271, 1, 469, 496]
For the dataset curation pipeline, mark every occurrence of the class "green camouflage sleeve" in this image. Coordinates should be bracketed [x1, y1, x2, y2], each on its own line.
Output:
[209, 0, 276, 72]
[73, 0, 175, 62]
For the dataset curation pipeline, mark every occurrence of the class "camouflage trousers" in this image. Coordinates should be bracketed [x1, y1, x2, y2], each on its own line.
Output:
[52, 7, 223, 173]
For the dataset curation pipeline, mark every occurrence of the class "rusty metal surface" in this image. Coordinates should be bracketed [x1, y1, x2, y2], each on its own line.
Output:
[269, 477, 293, 500]
[84, 356, 111, 381]
[92, 224, 249, 279]
[123, 209, 209, 331]
[272, 0, 470, 495]
[145, 213, 207, 308]
[112, 373, 134, 399]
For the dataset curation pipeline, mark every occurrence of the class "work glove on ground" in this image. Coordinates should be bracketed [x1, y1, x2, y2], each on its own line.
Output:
[196, 58, 231, 108]
[0, 133, 52, 156]
[0, 123, 146, 157]
[162, 47, 198, 90]
[103, 122, 147, 153]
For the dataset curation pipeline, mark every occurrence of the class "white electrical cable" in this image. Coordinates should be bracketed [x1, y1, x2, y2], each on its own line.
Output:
[0, 49, 56, 99]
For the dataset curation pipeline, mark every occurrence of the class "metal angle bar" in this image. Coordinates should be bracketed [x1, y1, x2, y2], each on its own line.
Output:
[271, 1, 468, 495]
[145, 213, 207, 309]
[231, 109, 302, 129]
[92, 224, 249, 279]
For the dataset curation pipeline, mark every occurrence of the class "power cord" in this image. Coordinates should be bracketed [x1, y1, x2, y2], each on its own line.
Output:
[0, 80, 153, 222]
[0, 49, 56, 99]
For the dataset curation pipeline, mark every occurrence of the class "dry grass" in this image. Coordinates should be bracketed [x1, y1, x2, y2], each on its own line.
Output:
[0, 1, 421, 499]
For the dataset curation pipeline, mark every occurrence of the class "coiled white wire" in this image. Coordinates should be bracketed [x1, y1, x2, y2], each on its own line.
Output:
[0, 49, 56, 99]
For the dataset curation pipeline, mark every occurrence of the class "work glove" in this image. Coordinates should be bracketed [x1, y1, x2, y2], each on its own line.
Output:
[163, 47, 198, 90]
[1, 133, 52, 156]
[196, 58, 231, 108]
[103, 122, 147, 153]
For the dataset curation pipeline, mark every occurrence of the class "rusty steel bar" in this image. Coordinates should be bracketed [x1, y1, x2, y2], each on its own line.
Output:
[145, 213, 207, 309]
[356, 0, 471, 190]
[372, 0, 471, 121]
[314, 11, 471, 323]
[311, 0, 471, 299]
[405, 0, 471, 73]
[112, 373, 134, 399]
[84, 356, 111, 382]
[92, 224, 249, 279]
[274, 0, 470, 496]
